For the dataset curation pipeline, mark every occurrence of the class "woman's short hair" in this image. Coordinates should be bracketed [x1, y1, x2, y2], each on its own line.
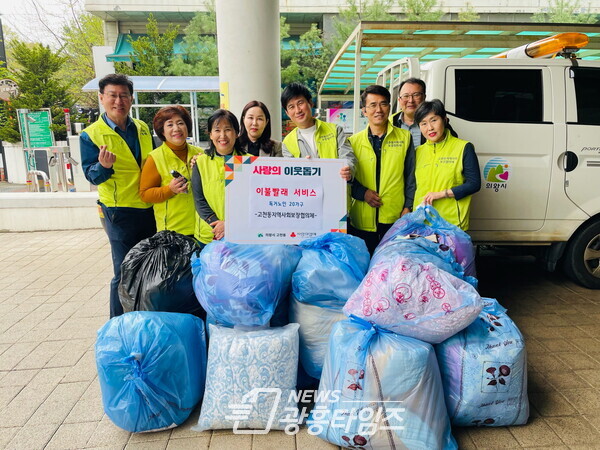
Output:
[153, 105, 192, 142]
[239, 100, 275, 155]
[206, 109, 245, 158]
[414, 99, 447, 125]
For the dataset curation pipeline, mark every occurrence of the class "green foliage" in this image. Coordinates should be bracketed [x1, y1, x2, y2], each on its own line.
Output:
[170, 4, 218, 77]
[532, 0, 597, 23]
[280, 16, 291, 40]
[0, 41, 72, 142]
[281, 24, 333, 96]
[114, 14, 180, 76]
[458, 3, 480, 21]
[112, 13, 181, 132]
[59, 12, 104, 107]
[331, 0, 396, 53]
[165, 4, 219, 139]
[400, 0, 445, 21]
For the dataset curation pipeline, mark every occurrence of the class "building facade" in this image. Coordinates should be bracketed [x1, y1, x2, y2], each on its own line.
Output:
[85, 0, 600, 49]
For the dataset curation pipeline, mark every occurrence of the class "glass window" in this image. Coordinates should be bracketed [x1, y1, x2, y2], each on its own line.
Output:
[572, 67, 600, 125]
[455, 69, 543, 123]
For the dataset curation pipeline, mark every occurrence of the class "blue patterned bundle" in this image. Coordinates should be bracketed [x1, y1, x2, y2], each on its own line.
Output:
[196, 324, 300, 431]
[435, 298, 529, 426]
[378, 205, 477, 278]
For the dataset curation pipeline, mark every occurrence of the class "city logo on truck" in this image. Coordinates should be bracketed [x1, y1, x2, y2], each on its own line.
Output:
[483, 157, 511, 193]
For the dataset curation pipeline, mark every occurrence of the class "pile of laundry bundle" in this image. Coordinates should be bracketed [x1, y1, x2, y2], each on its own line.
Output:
[311, 207, 528, 449]
[94, 207, 528, 448]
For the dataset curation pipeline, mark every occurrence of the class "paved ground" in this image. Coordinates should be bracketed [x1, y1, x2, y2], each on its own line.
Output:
[0, 229, 599, 449]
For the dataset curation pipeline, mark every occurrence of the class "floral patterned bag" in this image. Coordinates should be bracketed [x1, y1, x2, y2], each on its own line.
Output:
[435, 298, 529, 426]
[344, 257, 483, 344]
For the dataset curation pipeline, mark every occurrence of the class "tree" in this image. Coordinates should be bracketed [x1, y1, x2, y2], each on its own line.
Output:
[171, 7, 291, 78]
[458, 3, 480, 22]
[400, 0, 445, 21]
[1, 1, 103, 109]
[59, 11, 104, 107]
[281, 24, 333, 96]
[0, 41, 72, 142]
[0, 63, 19, 143]
[170, 4, 218, 77]
[114, 14, 180, 76]
[532, 0, 597, 23]
[112, 14, 181, 131]
[331, 0, 396, 53]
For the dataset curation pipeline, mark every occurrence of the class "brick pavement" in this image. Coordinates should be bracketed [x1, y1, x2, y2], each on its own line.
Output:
[0, 229, 598, 449]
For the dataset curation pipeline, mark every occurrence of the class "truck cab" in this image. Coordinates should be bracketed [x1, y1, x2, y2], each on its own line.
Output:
[378, 51, 600, 288]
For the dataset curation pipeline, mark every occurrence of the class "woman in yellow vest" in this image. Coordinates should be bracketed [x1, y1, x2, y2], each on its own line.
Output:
[413, 100, 481, 230]
[139, 105, 201, 236]
[191, 110, 247, 245]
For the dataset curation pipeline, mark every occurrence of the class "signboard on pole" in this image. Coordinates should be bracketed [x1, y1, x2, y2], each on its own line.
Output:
[225, 156, 348, 244]
[17, 109, 55, 148]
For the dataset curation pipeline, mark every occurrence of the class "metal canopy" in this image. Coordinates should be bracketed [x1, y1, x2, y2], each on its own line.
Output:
[82, 76, 220, 145]
[81, 76, 219, 92]
[318, 21, 600, 96]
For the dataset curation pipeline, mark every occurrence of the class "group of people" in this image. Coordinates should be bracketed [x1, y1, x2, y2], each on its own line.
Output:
[81, 73, 480, 318]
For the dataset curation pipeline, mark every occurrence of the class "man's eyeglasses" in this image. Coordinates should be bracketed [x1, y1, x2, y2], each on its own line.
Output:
[103, 93, 132, 101]
[399, 92, 424, 101]
[365, 102, 390, 110]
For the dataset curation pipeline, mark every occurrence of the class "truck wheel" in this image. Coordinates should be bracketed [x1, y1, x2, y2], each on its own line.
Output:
[563, 220, 600, 289]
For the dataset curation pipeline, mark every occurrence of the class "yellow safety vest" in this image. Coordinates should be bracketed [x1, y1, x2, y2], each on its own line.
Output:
[149, 143, 202, 235]
[349, 123, 411, 231]
[83, 117, 153, 208]
[283, 119, 339, 158]
[194, 153, 228, 244]
[413, 130, 472, 230]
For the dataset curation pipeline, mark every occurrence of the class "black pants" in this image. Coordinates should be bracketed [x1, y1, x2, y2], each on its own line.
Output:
[100, 202, 156, 318]
[348, 222, 393, 255]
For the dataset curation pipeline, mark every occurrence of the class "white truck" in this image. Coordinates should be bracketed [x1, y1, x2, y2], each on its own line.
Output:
[377, 34, 600, 288]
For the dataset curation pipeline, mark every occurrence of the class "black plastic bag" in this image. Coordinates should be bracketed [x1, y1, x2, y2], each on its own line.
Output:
[119, 230, 204, 317]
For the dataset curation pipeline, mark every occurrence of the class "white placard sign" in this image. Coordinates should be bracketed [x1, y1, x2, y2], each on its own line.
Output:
[225, 156, 348, 244]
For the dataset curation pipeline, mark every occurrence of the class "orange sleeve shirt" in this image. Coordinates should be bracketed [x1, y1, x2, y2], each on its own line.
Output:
[139, 147, 188, 203]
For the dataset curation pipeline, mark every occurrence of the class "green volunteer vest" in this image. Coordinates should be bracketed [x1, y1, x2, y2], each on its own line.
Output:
[349, 123, 411, 232]
[149, 143, 202, 235]
[413, 130, 472, 230]
[193, 153, 227, 244]
[282, 119, 339, 158]
[83, 117, 153, 208]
